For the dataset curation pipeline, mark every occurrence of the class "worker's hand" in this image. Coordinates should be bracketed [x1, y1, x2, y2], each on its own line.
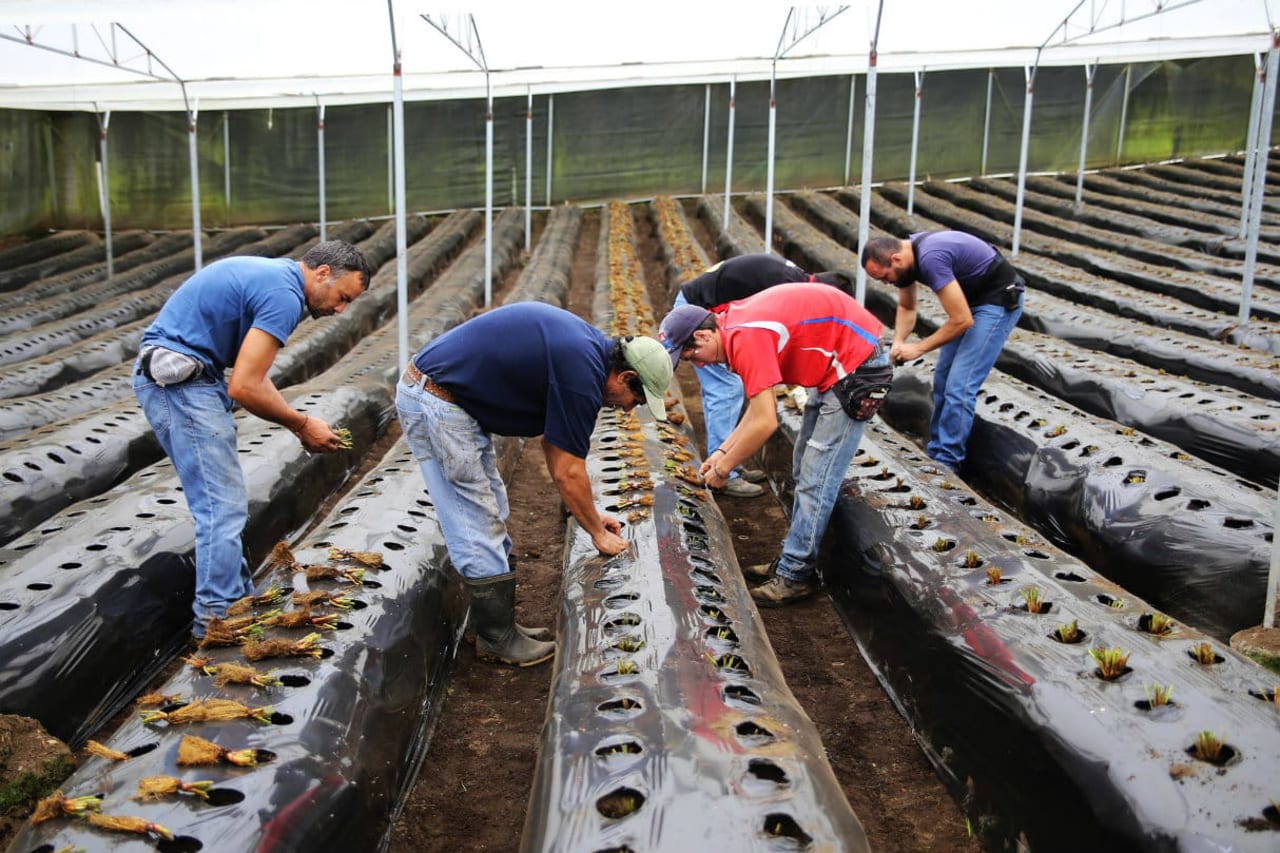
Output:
[295, 416, 343, 453]
[592, 528, 629, 556]
[699, 458, 729, 489]
[890, 340, 923, 365]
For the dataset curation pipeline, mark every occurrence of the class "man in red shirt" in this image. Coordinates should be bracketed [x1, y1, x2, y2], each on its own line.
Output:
[659, 282, 891, 605]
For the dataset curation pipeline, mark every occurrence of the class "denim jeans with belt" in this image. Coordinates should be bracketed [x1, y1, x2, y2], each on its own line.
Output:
[927, 296, 1023, 472]
[776, 348, 892, 583]
[132, 368, 253, 633]
[396, 375, 512, 580]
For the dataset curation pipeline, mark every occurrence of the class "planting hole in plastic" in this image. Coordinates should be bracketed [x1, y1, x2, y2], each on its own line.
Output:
[724, 685, 761, 707]
[596, 786, 645, 819]
[597, 697, 643, 718]
[1054, 571, 1085, 582]
[747, 758, 789, 786]
[735, 721, 775, 744]
[762, 813, 813, 846]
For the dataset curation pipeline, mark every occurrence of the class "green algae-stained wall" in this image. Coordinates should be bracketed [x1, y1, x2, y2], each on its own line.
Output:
[0, 54, 1265, 235]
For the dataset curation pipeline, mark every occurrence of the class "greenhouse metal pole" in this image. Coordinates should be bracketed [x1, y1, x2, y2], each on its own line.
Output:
[96, 109, 113, 279]
[1268, 474, 1280, 628]
[387, 105, 394, 214]
[317, 99, 327, 241]
[45, 121, 58, 220]
[1116, 64, 1131, 164]
[765, 60, 778, 255]
[981, 69, 993, 175]
[223, 112, 231, 223]
[188, 103, 203, 272]
[1011, 65, 1035, 258]
[525, 88, 532, 251]
[906, 70, 924, 216]
[546, 95, 554, 206]
[701, 83, 711, 194]
[388, 3, 409, 372]
[1075, 63, 1097, 206]
[1241, 53, 1265, 239]
[855, 1, 884, 306]
[1238, 31, 1279, 329]
[844, 73, 856, 185]
[724, 75, 736, 227]
[484, 75, 493, 307]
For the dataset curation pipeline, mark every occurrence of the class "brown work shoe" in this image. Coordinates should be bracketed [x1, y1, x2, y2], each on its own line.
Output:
[739, 468, 768, 484]
[742, 557, 777, 580]
[750, 574, 819, 607]
[718, 477, 766, 498]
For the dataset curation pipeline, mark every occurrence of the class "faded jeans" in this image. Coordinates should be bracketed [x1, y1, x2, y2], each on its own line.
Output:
[396, 376, 512, 580]
[132, 369, 252, 633]
[674, 291, 748, 481]
[927, 297, 1023, 472]
[777, 349, 892, 583]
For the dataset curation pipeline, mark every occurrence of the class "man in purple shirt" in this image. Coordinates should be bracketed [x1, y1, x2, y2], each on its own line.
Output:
[861, 230, 1024, 474]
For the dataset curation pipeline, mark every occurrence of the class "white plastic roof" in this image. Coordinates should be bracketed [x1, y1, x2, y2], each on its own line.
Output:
[0, 0, 1274, 111]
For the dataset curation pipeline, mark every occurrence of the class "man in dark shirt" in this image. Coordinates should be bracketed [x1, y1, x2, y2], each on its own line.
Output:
[674, 253, 852, 497]
[861, 231, 1024, 473]
[396, 302, 673, 666]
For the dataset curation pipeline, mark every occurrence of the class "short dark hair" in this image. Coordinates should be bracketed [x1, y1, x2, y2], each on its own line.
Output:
[608, 337, 646, 397]
[861, 236, 902, 268]
[302, 240, 374, 290]
[813, 271, 854, 295]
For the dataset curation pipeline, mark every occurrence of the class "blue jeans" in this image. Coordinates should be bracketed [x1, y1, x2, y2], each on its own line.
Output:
[927, 298, 1023, 472]
[133, 368, 252, 633]
[777, 349, 891, 583]
[674, 292, 747, 482]
[396, 377, 512, 580]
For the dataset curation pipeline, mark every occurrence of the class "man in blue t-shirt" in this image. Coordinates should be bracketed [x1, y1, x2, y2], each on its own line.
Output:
[133, 241, 373, 640]
[396, 302, 673, 667]
[861, 230, 1024, 473]
[673, 253, 852, 498]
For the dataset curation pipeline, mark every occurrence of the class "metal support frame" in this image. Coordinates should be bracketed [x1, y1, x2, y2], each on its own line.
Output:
[701, 83, 711, 194]
[1074, 63, 1097, 205]
[95, 108, 113, 278]
[1238, 31, 1279, 331]
[844, 72, 856, 186]
[525, 87, 532, 251]
[1242, 52, 1266, 238]
[855, 0, 885, 305]
[546, 95, 554, 207]
[388, 1, 409, 372]
[316, 97, 327, 241]
[1116, 63, 1132, 163]
[765, 5, 850, 256]
[223, 111, 231, 223]
[724, 75, 736, 228]
[906, 69, 924, 216]
[981, 68, 993, 176]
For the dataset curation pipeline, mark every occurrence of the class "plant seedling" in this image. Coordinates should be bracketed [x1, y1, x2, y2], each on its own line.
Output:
[931, 537, 954, 552]
[613, 659, 638, 675]
[1142, 612, 1175, 636]
[1045, 425, 1067, 437]
[963, 549, 982, 568]
[334, 428, 353, 450]
[1089, 646, 1131, 680]
[30, 791, 103, 824]
[1190, 642, 1219, 665]
[86, 740, 131, 762]
[985, 567, 1003, 585]
[908, 495, 925, 510]
[1020, 585, 1047, 614]
[1192, 730, 1225, 763]
[1144, 683, 1174, 707]
[135, 776, 215, 801]
[86, 812, 175, 841]
[1053, 620, 1080, 643]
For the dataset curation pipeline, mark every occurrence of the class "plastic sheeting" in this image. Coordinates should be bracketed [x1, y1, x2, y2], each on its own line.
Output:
[762, 406, 1280, 852]
[880, 360, 1275, 640]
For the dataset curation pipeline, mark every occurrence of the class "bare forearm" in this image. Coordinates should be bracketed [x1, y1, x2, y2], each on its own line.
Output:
[229, 378, 306, 431]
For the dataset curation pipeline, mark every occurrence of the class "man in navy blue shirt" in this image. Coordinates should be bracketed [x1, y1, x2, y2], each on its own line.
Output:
[862, 231, 1024, 473]
[396, 302, 673, 666]
[134, 241, 373, 640]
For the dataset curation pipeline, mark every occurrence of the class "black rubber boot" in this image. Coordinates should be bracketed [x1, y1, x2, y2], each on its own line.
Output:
[465, 573, 556, 667]
[462, 555, 552, 644]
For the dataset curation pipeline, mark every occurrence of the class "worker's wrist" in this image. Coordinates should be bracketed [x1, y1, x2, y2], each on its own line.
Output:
[290, 414, 310, 434]
[711, 463, 728, 479]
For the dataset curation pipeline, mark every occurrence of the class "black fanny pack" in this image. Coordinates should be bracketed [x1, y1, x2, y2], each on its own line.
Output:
[831, 360, 894, 421]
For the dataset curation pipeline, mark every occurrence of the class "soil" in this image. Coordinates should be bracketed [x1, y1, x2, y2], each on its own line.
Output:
[387, 206, 982, 853]
[0, 205, 981, 853]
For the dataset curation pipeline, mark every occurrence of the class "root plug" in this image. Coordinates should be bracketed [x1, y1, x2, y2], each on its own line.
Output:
[243, 631, 324, 662]
[135, 776, 214, 801]
[142, 698, 274, 725]
[86, 812, 174, 841]
[176, 734, 261, 767]
[327, 546, 383, 568]
[30, 791, 102, 824]
[84, 741, 130, 762]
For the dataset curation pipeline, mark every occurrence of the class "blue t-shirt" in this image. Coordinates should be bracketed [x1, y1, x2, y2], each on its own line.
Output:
[413, 302, 609, 458]
[910, 231, 999, 296]
[141, 256, 306, 374]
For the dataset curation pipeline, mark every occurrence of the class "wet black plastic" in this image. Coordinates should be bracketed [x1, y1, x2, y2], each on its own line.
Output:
[880, 360, 1274, 641]
[765, 406, 1280, 853]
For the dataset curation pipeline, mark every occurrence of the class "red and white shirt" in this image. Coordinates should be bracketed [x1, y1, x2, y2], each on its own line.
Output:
[719, 282, 883, 397]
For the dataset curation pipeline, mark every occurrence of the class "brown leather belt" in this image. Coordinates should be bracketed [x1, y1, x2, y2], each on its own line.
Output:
[402, 362, 456, 403]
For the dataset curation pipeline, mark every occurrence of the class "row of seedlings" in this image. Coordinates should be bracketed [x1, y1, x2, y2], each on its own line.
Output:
[0, 207, 523, 746]
[522, 201, 870, 853]
[9, 442, 463, 852]
[880, 358, 1275, 642]
[761, 398, 1280, 852]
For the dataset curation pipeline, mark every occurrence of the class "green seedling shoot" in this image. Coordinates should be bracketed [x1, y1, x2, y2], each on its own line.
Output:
[1193, 730, 1225, 763]
[1089, 646, 1131, 679]
[1190, 641, 1219, 664]
[335, 428, 353, 450]
[1144, 612, 1175, 636]
[1020, 585, 1046, 614]
[985, 567, 1003, 585]
[1144, 683, 1174, 707]
[1053, 620, 1080, 643]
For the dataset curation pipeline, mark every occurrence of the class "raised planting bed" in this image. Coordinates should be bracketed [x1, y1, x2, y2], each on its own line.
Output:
[758, 406, 1280, 852]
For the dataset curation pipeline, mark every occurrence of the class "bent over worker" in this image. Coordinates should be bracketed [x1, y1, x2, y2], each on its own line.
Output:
[396, 302, 673, 666]
[133, 241, 374, 640]
[659, 282, 891, 607]
[672, 253, 853, 498]
[861, 230, 1024, 474]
